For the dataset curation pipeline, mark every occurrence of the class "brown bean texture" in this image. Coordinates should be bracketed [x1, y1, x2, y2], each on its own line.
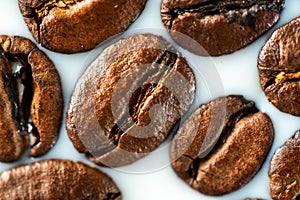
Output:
[0, 35, 63, 162]
[258, 17, 300, 116]
[269, 131, 300, 200]
[170, 95, 274, 195]
[161, 0, 284, 56]
[0, 159, 121, 200]
[18, 0, 147, 53]
[66, 34, 196, 167]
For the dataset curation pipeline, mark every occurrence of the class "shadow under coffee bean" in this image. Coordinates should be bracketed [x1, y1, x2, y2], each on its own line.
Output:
[170, 95, 274, 195]
[66, 33, 196, 167]
[0, 35, 63, 162]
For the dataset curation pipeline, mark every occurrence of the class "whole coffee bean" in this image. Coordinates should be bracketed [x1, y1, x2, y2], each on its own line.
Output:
[0, 35, 63, 162]
[66, 34, 196, 167]
[161, 0, 284, 56]
[170, 95, 274, 195]
[269, 131, 300, 200]
[258, 17, 300, 116]
[18, 0, 147, 54]
[0, 159, 121, 199]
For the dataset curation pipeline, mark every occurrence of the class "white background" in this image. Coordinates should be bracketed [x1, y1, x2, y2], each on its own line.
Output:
[0, 0, 300, 199]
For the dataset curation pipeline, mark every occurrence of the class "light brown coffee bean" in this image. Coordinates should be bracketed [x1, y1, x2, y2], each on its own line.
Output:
[161, 0, 284, 56]
[171, 95, 274, 195]
[18, 0, 147, 53]
[0, 159, 121, 199]
[269, 131, 300, 200]
[0, 35, 63, 162]
[258, 17, 300, 116]
[66, 34, 196, 167]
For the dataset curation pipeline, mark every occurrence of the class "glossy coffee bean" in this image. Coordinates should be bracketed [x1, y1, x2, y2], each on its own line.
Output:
[0, 35, 63, 162]
[161, 0, 284, 56]
[258, 17, 300, 116]
[269, 131, 300, 200]
[19, 0, 147, 53]
[170, 95, 274, 195]
[66, 34, 196, 167]
[0, 160, 121, 199]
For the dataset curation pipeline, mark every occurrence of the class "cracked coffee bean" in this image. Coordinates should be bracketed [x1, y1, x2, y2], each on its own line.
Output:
[66, 34, 196, 167]
[18, 0, 147, 53]
[258, 17, 300, 116]
[170, 95, 274, 195]
[269, 130, 300, 200]
[0, 159, 121, 200]
[161, 0, 284, 56]
[0, 35, 63, 162]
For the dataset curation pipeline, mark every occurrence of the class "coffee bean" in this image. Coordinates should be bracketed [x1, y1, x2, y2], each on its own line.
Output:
[66, 34, 196, 167]
[258, 17, 300, 116]
[18, 0, 147, 53]
[269, 130, 300, 200]
[170, 95, 274, 195]
[161, 0, 284, 56]
[0, 159, 121, 199]
[0, 35, 63, 162]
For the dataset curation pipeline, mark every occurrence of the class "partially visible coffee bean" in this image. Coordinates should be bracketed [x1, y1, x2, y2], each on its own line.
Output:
[269, 130, 300, 200]
[0, 159, 121, 199]
[170, 95, 274, 195]
[0, 35, 63, 162]
[258, 17, 300, 116]
[66, 34, 196, 167]
[161, 0, 284, 56]
[18, 0, 147, 53]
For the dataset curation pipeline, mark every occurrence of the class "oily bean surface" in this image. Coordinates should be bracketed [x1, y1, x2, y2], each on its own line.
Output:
[258, 17, 300, 116]
[161, 0, 284, 56]
[269, 131, 300, 200]
[66, 34, 196, 167]
[18, 0, 147, 53]
[0, 35, 63, 162]
[171, 95, 274, 195]
[0, 159, 121, 200]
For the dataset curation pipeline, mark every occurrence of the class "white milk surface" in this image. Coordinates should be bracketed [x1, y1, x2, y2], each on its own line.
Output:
[0, 0, 300, 199]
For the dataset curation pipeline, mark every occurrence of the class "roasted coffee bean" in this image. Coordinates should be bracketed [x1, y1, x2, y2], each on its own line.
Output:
[18, 0, 147, 53]
[161, 0, 284, 56]
[170, 95, 274, 195]
[0, 159, 121, 199]
[269, 130, 300, 200]
[0, 35, 63, 162]
[66, 34, 196, 167]
[258, 17, 300, 116]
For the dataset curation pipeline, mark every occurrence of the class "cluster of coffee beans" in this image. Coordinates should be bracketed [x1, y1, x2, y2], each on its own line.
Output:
[0, 0, 299, 199]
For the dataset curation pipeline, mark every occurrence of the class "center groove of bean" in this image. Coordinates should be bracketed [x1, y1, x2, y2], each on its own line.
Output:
[108, 50, 178, 147]
[0, 51, 39, 147]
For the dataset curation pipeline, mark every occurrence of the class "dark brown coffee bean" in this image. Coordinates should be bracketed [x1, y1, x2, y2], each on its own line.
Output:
[161, 0, 284, 56]
[0, 35, 63, 162]
[0, 159, 121, 199]
[269, 130, 300, 200]
[18, 0, 147, 53]
[170, 95, 274, 195]
[258, 17, 300, 116]
[66, 34, 196, 167]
